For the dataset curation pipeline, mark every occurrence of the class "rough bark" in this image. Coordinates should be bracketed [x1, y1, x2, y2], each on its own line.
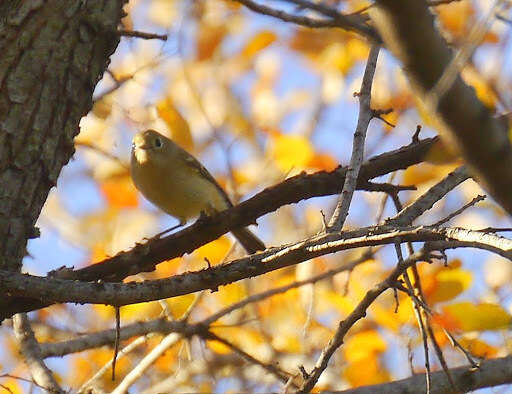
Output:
[0, 0, 125, 306]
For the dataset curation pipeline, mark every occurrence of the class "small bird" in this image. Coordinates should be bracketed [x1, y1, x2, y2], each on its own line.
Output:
[130, 129, 265, 254]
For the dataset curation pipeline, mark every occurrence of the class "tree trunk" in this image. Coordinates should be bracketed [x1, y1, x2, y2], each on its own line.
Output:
[0, 0, 125, 314]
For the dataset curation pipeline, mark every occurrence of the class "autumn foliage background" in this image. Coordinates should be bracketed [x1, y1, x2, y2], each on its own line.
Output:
[2, 0, 512, 392]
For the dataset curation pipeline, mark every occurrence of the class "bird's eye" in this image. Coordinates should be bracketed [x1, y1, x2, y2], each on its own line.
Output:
[154, 137, 162, 148]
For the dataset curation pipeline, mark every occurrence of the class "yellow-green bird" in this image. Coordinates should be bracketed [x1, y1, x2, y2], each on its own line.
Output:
[130, 129, 265, 254]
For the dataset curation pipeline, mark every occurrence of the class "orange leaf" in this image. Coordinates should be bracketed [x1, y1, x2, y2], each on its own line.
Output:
[436, 1, 474, 38]
[307, 152, 339, 171]
[343, 330, 387, 363]
[100, 175, 138, 208]
[458, 337, 497, 358]
[196, 23, 226, 61]
[241, 31, 277, 58]
[344, 356, 390, 387]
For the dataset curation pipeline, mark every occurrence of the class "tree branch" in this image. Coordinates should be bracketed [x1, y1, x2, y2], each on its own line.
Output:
[2, 226, 511, 308]
[328, 44, 380, 231]
[13, 314, 63, 393]
[371, 0, 512, 215]
[234, 0, 379, 41]
[336, 355, 512, 393]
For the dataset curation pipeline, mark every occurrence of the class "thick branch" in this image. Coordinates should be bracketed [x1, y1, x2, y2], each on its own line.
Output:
[2, 226, 511, 308]
[371, 0, 512, 215]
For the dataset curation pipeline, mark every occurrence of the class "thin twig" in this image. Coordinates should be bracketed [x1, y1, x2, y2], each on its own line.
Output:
[434, 194, 486, 226]
[297, 249, 431, 392]
[204, 330, 292, 384]
[328, 44, 380, 231]
[118, 29, 168, 40]
[201, 251, 373, 327]
[391, 194, 458, 392]
[78, 334, 151, 393]
[234, 0, 378, 40]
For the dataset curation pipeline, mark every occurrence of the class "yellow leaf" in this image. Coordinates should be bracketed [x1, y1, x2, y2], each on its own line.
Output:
[457, 337, 497, 358]
[156, 99, 194, 151]
[343, 330, 387, 363]
[208, 327, 265, 354]
[424, 137, 460, 164]
[269, 132, 314, 172]
[462, 68, 497, 111]
[346, 38, 370, 62]
[195, 236, 232, 265]
[241, 31, 277, 58]
[402, 162, 456, 186]
[442, 302, 512, 332]
[372, 296, 414, 332]
[320, 42, 357, 74]
[121, 302, 162, 320]
[0, 377, 23, 394]
[325, 290, 355, 315]
[273, 334, 302, 353]
[207, 338, 232, 354]
[216, 282, 248, 307]
[425, 267, 472, 304]
[154, 344, 179, 372]
[166, 294, 198, 320]
[93, 302, 161, 321]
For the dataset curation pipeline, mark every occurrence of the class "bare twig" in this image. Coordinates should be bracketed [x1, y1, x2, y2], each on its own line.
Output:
[118, 29, 168, 40]
[78, 335, 151, 393]
[111, 332, 182, 394]
[391, 194, 457, 392]
[12, 314, 63, 393]
[328, 44, 381, 231]
[234, 0, 378, 40]
[297, 249, 432, 392]
[434, 194, 486, 226]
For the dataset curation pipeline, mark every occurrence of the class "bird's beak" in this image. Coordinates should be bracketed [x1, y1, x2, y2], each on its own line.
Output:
[132, 134, 151, 150]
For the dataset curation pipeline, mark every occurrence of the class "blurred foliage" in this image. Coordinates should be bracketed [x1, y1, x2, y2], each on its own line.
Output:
[3, 0, 512, 392]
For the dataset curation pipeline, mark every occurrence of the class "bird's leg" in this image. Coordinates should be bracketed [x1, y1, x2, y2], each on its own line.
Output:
[155, 220, 186, 239]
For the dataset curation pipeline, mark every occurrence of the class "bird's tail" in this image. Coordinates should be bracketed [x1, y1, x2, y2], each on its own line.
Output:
[232, 227, 265, 254]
